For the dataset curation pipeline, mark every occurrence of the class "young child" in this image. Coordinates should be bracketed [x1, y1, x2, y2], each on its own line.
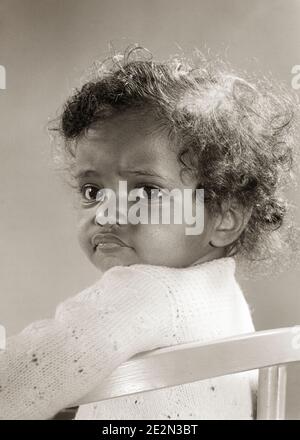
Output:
[0, 46, 299, 420]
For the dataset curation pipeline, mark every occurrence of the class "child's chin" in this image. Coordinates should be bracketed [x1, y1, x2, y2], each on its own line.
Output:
[89, 245, 137, 272]
[91, 254, 130, 273]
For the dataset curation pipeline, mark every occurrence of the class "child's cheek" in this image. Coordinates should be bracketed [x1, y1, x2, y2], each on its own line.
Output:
[76, 213, 92, 256]
[134, 224, 181, 261]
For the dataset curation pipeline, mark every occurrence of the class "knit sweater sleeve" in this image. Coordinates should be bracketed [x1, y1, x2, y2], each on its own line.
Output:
[0, 265, 175, 420]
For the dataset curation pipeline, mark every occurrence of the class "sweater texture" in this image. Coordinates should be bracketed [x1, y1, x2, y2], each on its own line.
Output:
[0, 257, 257, 420]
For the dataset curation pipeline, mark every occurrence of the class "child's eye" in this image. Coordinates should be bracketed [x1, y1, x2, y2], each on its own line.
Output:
[78, 183, 166, 204]
[80, 184, 103, 202]
[136, 185, 165, 200]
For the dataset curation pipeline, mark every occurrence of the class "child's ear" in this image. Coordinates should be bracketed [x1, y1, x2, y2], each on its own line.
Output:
[210, 200, 253, 248]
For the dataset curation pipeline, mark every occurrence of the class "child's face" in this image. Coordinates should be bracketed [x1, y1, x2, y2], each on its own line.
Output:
[74, 111, 223, 272]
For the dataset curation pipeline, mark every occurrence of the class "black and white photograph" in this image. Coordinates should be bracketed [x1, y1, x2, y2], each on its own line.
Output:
[0, 0, 300, 423]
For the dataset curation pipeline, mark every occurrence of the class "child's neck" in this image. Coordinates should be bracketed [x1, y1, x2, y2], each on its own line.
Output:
[190, 248, 226, 267]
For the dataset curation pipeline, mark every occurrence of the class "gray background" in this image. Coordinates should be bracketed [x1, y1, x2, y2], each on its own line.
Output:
[0, 0, 299, 419]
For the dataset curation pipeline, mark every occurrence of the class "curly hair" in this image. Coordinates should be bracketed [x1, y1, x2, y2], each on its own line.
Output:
[50, 44, 300, 279]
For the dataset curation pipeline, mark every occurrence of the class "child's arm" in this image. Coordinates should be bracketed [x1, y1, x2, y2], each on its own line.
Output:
[0, 265, 175, 420]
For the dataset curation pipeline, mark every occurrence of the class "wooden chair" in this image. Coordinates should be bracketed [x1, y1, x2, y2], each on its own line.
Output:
[72, 326, 300, 420]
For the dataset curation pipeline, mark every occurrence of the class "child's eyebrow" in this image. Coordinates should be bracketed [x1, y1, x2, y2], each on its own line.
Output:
[124, 168, 165, 179]
[122, 168, 180, 186]
[74, 168, 181, 186]
[73, 169, 100, 179]
[75, 168, 169, 181]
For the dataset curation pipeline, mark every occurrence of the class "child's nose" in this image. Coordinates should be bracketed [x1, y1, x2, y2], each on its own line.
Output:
[93, 190, 128, 226]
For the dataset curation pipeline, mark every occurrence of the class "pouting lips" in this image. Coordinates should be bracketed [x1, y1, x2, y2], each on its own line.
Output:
[92, 233, 131, 250]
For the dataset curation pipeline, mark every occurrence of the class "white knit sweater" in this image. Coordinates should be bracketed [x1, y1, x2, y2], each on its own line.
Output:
[0, 257, 258, 420]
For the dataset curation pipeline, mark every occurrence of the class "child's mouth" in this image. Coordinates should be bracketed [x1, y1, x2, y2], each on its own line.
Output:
[92, 233, 131, 252]
[95, 242, 126, 252]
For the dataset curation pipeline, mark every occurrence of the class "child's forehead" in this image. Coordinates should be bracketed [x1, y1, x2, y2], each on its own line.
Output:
[85, 109, 165, 141]
[76, 135, 176, 174]
[74, 115, 194, 186]
[76, 129, 176, 175]
[78, 112, 176, 163]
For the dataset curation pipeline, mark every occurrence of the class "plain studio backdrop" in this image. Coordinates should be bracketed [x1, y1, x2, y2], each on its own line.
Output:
[0, 0, 299, 419]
